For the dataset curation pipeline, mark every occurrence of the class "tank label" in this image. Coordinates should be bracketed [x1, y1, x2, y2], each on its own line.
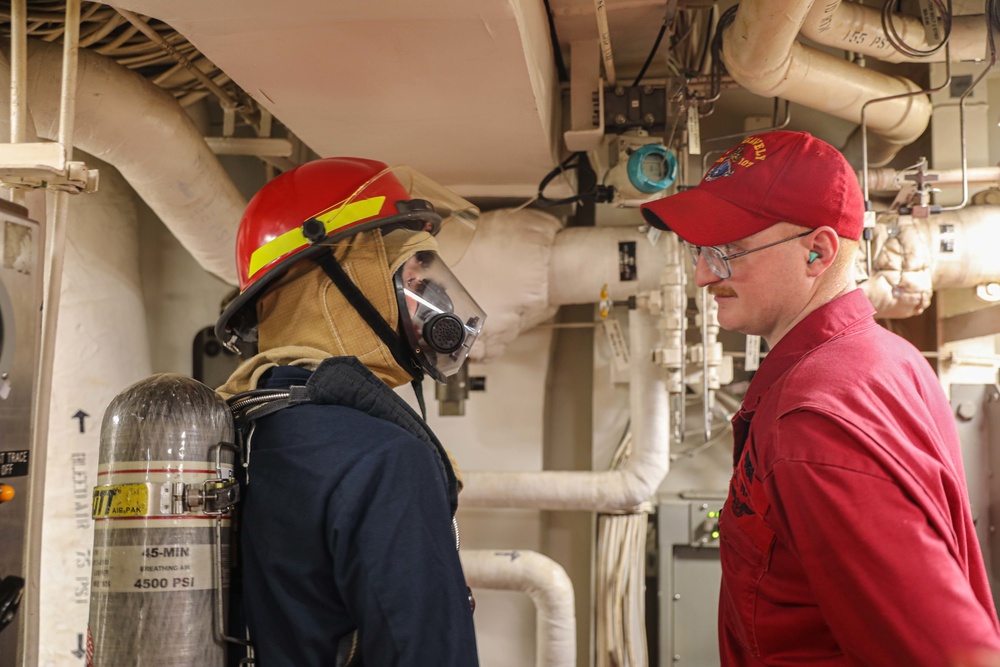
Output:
[92, 461, 235, 521]
[92, 483, 148, 518]
[91, 544, 220, 593]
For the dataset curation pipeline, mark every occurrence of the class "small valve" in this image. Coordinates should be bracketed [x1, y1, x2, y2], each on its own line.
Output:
[599, 284, 612, 319]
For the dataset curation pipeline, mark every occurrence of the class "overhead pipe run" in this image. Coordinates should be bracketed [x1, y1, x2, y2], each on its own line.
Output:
[721, 0, 931, 165]
[452, 208, 667, 363]
[461, 304, 671, 511]
[19, 38, 245, 285]
[866, 166, 1000, 193]
[461, 550, 576, 667]
[801, 0, 986, 64]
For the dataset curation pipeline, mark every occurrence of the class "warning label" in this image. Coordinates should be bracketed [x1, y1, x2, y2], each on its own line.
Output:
[0, 450, 29, 478]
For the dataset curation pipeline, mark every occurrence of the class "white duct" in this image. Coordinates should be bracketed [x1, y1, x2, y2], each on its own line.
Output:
[722, 0, 931, 160]
[19, 38, 244, 285]
[461, 550, 576, 667]
[862, 205, 1000, 318]
[461, 305, 670, 511]
[801, 0, 987, 64]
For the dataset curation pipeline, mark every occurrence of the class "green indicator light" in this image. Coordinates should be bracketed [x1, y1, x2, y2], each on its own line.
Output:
[708, 511, 718, 518]
[711, 531, 720, 539]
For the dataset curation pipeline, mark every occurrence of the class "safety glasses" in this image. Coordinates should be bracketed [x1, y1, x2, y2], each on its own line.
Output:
[685, 231, 813, 279]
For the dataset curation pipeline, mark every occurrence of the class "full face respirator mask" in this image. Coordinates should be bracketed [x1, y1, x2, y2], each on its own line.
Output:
[393, 251, 485, 383]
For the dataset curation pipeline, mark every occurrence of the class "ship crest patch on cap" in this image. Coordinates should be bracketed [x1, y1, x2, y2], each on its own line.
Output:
[703, 135, 768, 182]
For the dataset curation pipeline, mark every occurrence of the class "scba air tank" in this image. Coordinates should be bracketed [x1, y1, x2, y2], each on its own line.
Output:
[87, 373, 238, 666]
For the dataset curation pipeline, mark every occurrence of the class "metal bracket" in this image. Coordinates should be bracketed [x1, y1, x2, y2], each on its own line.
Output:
[0, 142, 98, 194]
[175, 477, 239, 515]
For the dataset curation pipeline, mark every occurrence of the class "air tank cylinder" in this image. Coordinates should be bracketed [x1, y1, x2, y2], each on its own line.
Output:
[87, 374, 235, 666]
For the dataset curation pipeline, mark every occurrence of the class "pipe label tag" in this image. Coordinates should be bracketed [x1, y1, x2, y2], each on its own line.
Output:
[603, 317, 630, 373]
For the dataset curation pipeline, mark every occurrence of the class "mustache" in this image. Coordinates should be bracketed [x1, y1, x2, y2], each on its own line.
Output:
[708, 286, 736, 298]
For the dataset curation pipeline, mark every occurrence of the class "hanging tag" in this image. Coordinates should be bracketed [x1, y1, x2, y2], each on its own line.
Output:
[687, 106, 702, 155]
[646, 226, 662, 246]
[603, 318, 630, 373]
[744, 334, 761, 372]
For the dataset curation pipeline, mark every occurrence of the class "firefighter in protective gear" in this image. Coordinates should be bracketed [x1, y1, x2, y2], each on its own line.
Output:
[216, 157, 482, 666]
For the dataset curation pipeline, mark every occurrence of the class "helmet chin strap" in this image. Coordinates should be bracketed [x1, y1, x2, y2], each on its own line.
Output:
[314, 251, 429, 420]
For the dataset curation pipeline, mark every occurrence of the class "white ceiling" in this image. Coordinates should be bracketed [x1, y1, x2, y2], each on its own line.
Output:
[101, 0, 981, 200]
[108, 0, 640, 199]
[103, 0, 688, 200]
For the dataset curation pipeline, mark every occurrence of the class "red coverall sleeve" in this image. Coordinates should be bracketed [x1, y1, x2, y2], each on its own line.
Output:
[764, 411, 1000, 666]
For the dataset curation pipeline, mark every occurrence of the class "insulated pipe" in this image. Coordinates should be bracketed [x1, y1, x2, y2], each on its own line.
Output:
[866, 166, 1000, 192]
[801, 0, 986, 64]
[18, 38, 244, 285]
[862, 206, 1000, 318]
[461, 550, 576, 667]
[452, 209, 666, 363]
[460, 305, 670, 510]
[927, 206, 1000, 288]
[548, 226, 666, 305]
[722, 0, 931, 152]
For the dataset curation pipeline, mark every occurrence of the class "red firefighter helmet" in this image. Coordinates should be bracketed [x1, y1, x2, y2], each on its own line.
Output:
[216, 157, 478, 346]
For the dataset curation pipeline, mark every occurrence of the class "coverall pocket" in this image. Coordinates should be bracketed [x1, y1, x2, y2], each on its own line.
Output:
[719, 514, 774, 658]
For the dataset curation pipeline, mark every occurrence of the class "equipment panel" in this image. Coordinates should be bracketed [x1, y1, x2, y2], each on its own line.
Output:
[0, 203, 43, 664]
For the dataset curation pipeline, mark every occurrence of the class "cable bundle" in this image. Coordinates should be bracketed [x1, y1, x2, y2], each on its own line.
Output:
[595, 429, 651, 667]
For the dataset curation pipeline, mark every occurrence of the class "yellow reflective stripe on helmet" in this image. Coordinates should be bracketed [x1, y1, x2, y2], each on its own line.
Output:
[247, 196, 386, 280]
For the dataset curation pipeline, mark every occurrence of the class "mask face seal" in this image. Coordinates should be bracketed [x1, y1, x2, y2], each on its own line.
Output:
[393, 251, 486, 383]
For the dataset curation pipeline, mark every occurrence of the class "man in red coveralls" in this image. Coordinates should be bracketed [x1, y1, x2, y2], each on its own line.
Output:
[641, 130, 1000, 666]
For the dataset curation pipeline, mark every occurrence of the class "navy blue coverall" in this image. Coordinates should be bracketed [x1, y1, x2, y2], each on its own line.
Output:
[238, 357, 479, 666]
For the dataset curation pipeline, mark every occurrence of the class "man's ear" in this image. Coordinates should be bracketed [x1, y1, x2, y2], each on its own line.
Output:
[805, 227, 839, 270]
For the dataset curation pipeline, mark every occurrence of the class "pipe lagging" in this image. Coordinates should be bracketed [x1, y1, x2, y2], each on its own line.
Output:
[460, 306, 671, 510]
[861, 206, 1000, 319]
[461, 550, 576, 667]
[722, 0, 931, 147]
[801, 0, 986, 64]
[19, 38, 244, 285]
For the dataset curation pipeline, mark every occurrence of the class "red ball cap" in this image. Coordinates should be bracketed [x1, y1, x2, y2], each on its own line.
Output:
[640, 131, 864, 246]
